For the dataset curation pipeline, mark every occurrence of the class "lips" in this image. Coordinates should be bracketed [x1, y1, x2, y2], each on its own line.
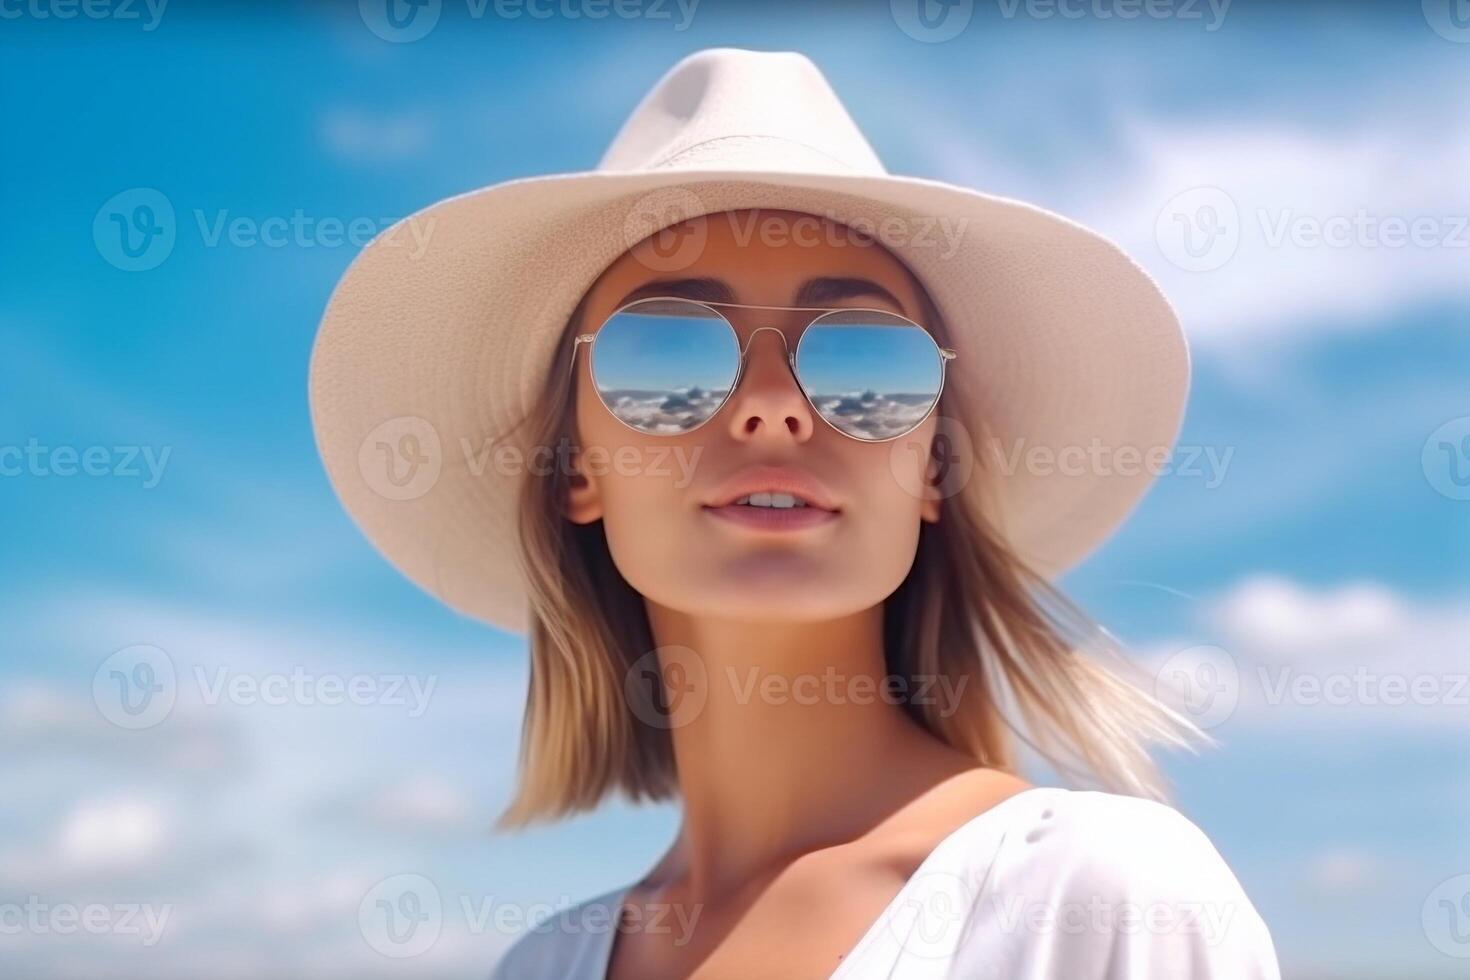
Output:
[730, 492, 813, 509]
[704, 502, 838, 531]
[703, 466, 840, 512]
[702, 466, 841, 532]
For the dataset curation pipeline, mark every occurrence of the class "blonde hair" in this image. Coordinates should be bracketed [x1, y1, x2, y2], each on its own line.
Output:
[497, 273, 1209, 828]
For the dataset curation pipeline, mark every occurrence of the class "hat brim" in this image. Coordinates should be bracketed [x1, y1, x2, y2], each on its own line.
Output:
[309, 168, 1188, 633]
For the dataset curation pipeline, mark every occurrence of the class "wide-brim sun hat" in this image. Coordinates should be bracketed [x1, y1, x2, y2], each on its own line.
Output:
[309, 47, 1188, 635]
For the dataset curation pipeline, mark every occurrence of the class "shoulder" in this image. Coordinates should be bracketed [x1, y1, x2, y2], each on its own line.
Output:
[489, 886, 626, 980]
[959, 788, 1281, 978]
[997, 788, 1237, 894]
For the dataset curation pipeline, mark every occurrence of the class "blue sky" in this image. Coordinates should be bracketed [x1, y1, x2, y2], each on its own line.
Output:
[2, 2, 1468, 978]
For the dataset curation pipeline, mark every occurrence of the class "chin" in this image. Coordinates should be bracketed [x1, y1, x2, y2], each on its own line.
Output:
[657, 564, 895, 625]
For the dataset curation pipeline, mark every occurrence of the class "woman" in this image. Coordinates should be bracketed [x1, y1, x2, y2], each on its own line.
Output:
[310, 48, 1279, 979]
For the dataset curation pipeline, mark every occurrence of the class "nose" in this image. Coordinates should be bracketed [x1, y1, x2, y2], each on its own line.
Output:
[725, 326, 816, 444]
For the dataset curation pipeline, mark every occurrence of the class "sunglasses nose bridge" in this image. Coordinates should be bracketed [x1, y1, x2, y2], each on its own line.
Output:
[737, 324, 795, 364]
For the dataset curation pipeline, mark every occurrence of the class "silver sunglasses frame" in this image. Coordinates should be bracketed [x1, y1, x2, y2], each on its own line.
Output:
[568, 297, 957, 444]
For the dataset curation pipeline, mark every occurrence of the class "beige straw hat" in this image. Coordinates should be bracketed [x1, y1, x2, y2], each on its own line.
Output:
[308, 46, 1188, 634]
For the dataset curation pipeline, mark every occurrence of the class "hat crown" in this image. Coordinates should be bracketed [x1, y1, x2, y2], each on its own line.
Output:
[596, 48, 886, 175]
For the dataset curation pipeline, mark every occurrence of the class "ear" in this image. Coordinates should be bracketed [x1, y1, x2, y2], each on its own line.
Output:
[562, 444, 603, 524]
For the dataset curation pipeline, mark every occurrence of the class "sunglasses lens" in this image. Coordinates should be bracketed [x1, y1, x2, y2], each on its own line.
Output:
[590, 299, 738, 434]
[796, 311, 945, 440]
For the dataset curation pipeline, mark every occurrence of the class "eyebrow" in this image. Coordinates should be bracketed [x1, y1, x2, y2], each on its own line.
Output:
[615, 276, 908, 314]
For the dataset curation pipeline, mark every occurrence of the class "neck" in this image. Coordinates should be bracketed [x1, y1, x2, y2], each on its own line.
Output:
[641, 600, 966, 897]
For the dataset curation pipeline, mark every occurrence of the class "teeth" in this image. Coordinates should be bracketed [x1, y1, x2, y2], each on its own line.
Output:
[735, 492, 807, 509]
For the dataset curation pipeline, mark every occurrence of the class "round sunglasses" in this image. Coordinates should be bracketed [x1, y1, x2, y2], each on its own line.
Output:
[570, 297, 957, 442]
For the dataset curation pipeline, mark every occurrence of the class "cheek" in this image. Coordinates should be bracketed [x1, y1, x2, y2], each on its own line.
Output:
[596, 459, 705, 608]
[575, 387, 705, 578]
[576, 385, 700, 503]
[844, 438, 931, 584]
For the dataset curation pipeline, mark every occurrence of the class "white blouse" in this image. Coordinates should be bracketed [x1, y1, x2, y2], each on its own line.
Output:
[490, 786, 1281, 979]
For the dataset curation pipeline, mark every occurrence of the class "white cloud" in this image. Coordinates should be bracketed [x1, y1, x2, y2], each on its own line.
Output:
[1304, 847, 1387, 895]
[0, 680, 247, 776]
[56, 798, 172, 876]
[1145, 575, 1470, 733]
[921, 91, 1470, 347]
[362, 773, 476, 833]
[1093, 117, 1470, 344]
[0, 591, 531, 977]
[250, 872, 374, 936]
[0, 795, 174, 885]
[320, 108, 433, 163]
[1209, 575, 1406, 654]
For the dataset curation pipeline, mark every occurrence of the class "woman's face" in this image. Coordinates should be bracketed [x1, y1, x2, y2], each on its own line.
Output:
[565, 208, 942, 624]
